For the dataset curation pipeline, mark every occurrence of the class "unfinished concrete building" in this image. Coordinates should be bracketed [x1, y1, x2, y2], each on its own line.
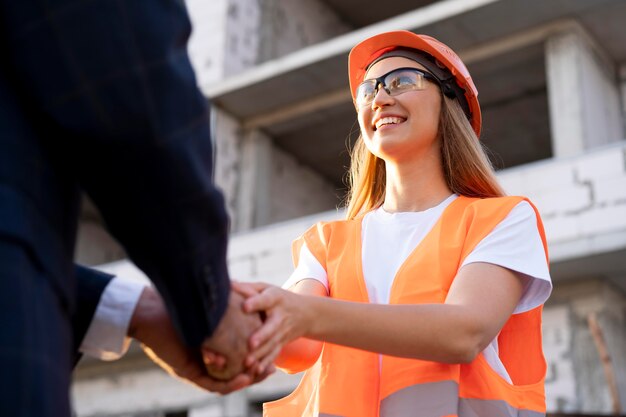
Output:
[72, 0, 626, 415]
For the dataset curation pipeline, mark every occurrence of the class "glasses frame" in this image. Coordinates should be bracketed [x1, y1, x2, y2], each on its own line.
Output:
[355, 67, 440, 108]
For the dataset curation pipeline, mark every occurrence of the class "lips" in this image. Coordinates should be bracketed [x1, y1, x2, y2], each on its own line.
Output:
[373, 115, 407, 131]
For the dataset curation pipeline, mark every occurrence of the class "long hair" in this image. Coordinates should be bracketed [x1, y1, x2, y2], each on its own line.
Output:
[345, 96, 505, 220]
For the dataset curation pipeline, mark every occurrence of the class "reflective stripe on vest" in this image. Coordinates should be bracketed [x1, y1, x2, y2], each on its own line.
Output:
[381, 380, 546, 417]
[380, 380, 458, 417]
[459, 398, 545, 417]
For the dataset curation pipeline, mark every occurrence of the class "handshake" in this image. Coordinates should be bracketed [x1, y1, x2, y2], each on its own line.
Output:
[130, 281, 306, 395]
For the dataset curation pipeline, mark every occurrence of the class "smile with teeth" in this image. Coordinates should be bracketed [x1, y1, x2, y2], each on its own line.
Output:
[374, 116, 406, 130]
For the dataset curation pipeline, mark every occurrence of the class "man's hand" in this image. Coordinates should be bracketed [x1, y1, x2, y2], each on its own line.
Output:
[201, 290, 263, 381]
[128, 286, 252, 394]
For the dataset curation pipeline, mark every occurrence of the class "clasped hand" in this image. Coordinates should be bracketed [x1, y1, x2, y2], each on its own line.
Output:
[201, 282, 310, 392]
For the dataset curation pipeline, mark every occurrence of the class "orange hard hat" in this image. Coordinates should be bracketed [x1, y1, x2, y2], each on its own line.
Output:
[348, 30, 482, 136]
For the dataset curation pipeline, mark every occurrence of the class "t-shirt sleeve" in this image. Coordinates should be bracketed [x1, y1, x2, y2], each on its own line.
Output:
[461, 201, 552, 314]
[282, 242, 329, 291]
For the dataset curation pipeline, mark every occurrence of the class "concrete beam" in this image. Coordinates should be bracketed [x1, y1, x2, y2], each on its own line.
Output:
[237, 19, 590, 130]
[202, 0, 501, 98]
[242, 88, 350, 130]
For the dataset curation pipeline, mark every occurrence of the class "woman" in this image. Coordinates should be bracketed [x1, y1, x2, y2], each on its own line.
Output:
[240, 30, 552, 417]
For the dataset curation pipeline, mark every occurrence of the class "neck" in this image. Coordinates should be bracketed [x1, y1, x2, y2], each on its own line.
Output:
[382, 152, 452, 213]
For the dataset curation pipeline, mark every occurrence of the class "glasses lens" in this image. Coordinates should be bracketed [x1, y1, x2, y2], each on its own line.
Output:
[355, 80, 377, 108]
[356, 69, 430, 108]
[384, 69, 426, 96]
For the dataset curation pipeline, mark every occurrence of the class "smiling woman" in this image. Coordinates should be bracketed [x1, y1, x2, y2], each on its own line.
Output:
[238, 30, 553, 417]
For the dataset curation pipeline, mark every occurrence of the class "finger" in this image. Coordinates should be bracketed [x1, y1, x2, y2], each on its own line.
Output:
[249, 311, 284, 349]
[243, 289, 278, 314]
[194, 373, 252, 394]
[214, 354, 227, 369]
[244, 353, 258, 369]
[245, 359, 260, 376]
[239, 282, 272, 301]
[258, 344, 282, 376]
[231, 281, 259, 298]
[246, 282, 272, 291]
[253, 363, 276, 384]
[201, 349, 226, 370]
[247, 318, 288, 368]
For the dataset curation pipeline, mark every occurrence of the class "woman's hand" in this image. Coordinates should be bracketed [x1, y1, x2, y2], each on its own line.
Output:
[236, 282, 315, 374]
[200, 281, 278, 382]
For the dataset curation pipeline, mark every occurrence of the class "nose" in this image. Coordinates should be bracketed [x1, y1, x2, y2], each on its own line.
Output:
[371, 84, 394, 109]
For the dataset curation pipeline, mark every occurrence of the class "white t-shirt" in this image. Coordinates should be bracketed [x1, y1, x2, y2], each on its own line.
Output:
[283, 194, 552, 383]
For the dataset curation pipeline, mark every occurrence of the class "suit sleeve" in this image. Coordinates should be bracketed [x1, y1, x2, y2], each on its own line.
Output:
[3, 0, 230, 347]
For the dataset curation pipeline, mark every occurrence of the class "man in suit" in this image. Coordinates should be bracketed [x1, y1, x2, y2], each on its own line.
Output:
[0, 0, 261, 414]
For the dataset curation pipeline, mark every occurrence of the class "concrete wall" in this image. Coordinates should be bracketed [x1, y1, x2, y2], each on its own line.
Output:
[222, 0, 262, 76]
[75, 222, 125, 266]
[75, 198, 125, 266]
[545, 279, 626, 413]
[256, 0, 350, 63]
[268, 145, 340, 224]
[235, 129, 338, 231]
[186, 0, 229, 86]
[228, 0, 351, 70]
[498, 142, 626, 262]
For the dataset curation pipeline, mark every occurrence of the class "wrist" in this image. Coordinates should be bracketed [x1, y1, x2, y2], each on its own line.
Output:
[128, 286, 162, 342]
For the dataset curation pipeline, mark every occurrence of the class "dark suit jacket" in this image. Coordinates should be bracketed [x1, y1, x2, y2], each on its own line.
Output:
[0, 0, 230, 348]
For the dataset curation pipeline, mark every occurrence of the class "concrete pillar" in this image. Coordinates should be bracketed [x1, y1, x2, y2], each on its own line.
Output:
[620, 64, 626, 136]
[545, 26, 623, 157]
[212, 107, 243, 220]
[235, 130, 273, 231]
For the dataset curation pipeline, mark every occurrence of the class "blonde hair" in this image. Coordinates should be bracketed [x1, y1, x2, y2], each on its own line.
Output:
[345, 96, 505, 220]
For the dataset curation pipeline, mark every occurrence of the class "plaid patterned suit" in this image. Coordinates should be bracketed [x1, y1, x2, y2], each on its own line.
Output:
[0, 0, 231, 414]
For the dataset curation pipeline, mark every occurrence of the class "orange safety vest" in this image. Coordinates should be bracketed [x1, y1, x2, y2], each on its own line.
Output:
[264, 196, 549, 417]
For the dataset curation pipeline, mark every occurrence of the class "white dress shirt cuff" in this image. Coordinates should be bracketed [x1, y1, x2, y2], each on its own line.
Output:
[79, 277, 147, 361]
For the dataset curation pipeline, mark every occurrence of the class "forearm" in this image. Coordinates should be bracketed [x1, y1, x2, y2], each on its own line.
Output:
[303, 297, 483, 363]
[248, 264, 522, 365]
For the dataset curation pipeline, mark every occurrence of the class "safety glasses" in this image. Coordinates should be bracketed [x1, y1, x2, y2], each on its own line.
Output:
[355, 67, 438, 109]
